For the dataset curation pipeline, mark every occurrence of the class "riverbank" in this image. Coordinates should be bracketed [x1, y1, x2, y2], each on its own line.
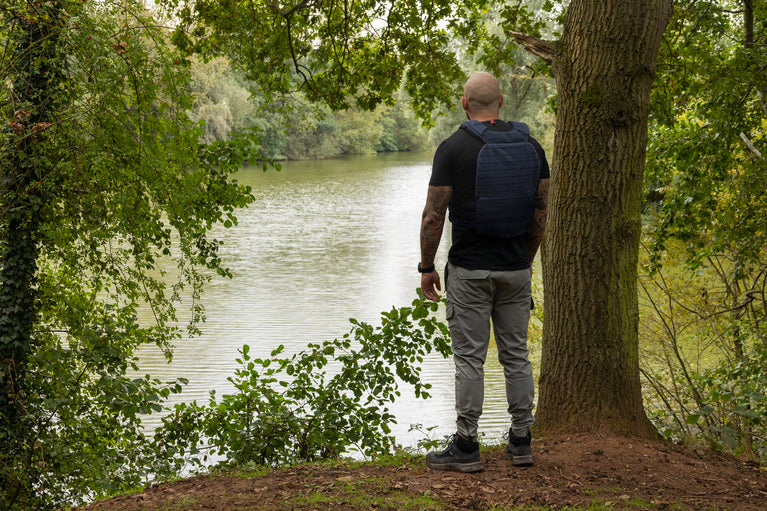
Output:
[81, 433, 766, 510]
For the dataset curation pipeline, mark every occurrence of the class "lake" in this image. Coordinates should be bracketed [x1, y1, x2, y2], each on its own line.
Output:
[137, 151, 542, 451]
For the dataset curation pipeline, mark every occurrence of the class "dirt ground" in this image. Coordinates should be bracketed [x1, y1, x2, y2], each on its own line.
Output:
[82, 434, 767, 510]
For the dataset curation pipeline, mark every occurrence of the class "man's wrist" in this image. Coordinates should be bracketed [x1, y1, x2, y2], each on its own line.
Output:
[418, 262, 436, 273]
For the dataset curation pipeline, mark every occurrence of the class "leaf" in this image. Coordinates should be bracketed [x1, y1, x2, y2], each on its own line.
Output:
[733, 409, 761, 419]
[685, 414, 700, 425]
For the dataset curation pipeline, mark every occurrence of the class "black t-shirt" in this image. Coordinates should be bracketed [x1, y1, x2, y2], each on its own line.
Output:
[429, 120, 550, 271]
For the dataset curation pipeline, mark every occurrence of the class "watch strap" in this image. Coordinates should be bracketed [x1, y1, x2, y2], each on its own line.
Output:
[418, 262, 436, 273]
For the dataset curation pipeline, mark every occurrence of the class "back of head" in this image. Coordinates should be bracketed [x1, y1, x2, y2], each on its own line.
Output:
[463, 72, 501, 116]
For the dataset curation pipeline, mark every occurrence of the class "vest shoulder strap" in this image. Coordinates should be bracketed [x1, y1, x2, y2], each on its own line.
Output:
[460, 120, 530, 143]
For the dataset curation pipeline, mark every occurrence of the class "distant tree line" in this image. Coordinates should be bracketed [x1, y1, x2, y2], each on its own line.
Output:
[187, 57, 431, 159]
[187, 56, 556, 161]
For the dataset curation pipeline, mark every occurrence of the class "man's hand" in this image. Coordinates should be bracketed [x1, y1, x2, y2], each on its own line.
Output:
[421, 271, 442, 301]
[419, 185, 451, 302]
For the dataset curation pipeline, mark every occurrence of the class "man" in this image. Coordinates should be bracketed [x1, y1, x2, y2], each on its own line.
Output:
[419, 71, 549, 473]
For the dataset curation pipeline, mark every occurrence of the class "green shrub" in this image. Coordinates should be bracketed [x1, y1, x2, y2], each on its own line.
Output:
[153, 294, 451, 468]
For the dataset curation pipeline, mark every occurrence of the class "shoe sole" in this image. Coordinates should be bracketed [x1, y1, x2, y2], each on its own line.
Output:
[505, 452, 534, 466]
[426, 460, 484, 473]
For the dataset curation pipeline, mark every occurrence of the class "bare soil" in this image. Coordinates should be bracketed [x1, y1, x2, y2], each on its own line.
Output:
[81, 434, 767, 510]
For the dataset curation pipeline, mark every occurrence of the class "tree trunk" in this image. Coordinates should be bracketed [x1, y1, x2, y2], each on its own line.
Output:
[1, 0, 62, 448]
[535, 0, 672, 437]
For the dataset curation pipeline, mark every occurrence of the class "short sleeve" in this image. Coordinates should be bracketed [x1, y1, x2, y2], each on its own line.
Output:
[429, 139, 456, 187]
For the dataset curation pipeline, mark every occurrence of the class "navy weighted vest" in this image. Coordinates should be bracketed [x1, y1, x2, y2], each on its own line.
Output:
[449, 120, 540, 238]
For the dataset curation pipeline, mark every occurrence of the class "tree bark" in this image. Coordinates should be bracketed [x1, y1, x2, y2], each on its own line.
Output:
[535, 0, 673, 437]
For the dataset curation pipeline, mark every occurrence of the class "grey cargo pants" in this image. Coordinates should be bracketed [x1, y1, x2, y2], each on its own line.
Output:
[445, 261, 535, 442]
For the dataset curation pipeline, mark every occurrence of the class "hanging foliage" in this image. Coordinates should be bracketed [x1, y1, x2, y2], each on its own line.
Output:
[1, 1, 256, 508]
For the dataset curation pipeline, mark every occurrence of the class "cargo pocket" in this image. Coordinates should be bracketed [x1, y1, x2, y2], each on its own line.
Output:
[454, 266, 491, 280]
[449, 264, 491, 306]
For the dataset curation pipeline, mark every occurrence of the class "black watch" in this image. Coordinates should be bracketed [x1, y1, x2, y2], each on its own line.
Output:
[418, 262, 435, 273]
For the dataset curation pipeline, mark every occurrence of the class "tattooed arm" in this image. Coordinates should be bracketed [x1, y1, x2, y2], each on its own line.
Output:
[420, 185, 452, 301]
[527, 178, 549, 269]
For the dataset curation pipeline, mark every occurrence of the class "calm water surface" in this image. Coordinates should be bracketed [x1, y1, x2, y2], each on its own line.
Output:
[138, 151, 533, 448]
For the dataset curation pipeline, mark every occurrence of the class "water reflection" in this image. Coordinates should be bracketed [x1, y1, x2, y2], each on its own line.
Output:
[137, 152, 531, 449]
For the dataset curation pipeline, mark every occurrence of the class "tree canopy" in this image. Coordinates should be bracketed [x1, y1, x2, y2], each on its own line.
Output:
[647, 0, 767, 271]
[162, 0, 493, 120]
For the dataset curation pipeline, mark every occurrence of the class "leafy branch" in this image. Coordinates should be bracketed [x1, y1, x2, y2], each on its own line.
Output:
[153, 293, 451, 468]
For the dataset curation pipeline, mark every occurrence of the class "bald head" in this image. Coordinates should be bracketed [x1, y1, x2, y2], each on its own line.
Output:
[462, 72, 503, 120]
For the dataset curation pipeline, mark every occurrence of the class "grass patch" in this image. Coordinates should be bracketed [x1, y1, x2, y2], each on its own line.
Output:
[228, 462, 272, 478]
[155, 495, 200, 510]
[284, 476, 443, 510]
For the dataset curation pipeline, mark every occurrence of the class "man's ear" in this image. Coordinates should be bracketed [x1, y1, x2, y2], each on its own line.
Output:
[461, 96, 469, 113]
[498, 94, 504, 110]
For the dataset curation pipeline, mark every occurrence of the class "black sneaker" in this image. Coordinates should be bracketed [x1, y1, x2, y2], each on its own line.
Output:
[506, 429, 533, 466]
[426, 435, 483, 473]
